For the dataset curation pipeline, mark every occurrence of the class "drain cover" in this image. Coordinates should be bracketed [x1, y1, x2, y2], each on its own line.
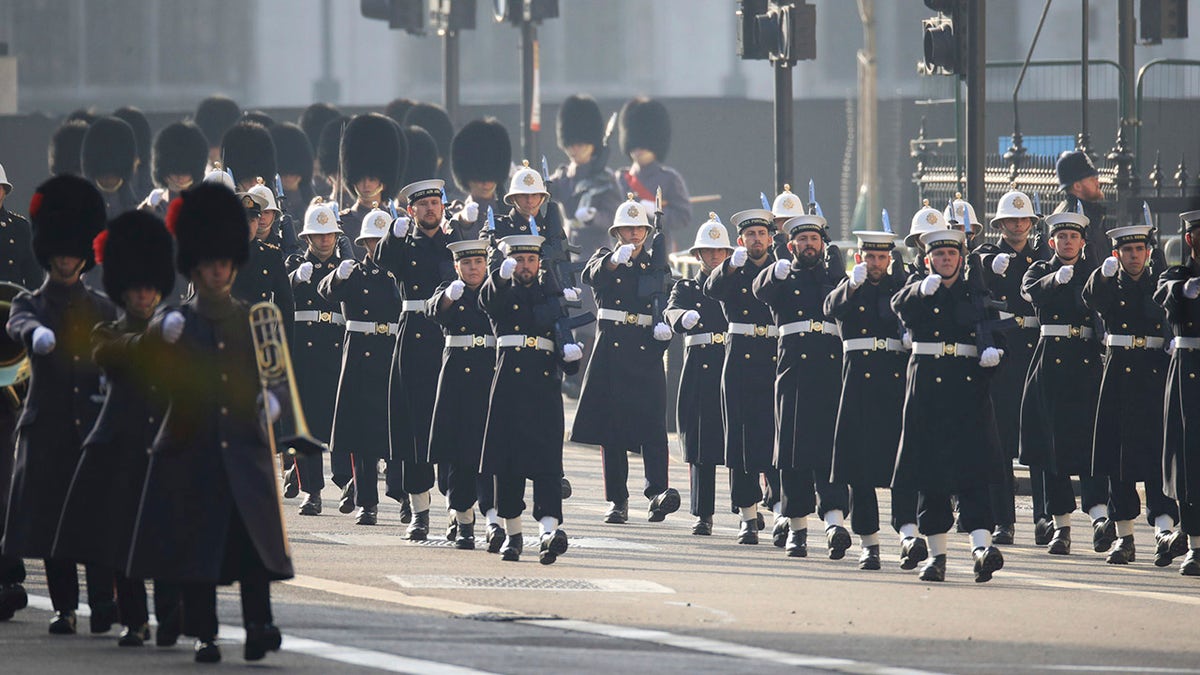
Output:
[387, 575, 673, 593]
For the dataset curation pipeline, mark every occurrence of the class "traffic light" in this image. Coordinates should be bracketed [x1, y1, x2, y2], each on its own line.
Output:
[735, 1, 816, 64]
[492, 0, 558, 25]
[919, 0, 965, 76]
[360, 0, 425, 34]
[1141, 0, 1188, 44]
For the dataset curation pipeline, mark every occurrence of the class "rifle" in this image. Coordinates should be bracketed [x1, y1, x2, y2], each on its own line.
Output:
[528, 210, 596, 355]
[959, 203, 1016, 352]
[537, 156, 588, 308]
[637, 187, 677, 326]
[808, 179, 844, 272]
[763, 190, 791, 260]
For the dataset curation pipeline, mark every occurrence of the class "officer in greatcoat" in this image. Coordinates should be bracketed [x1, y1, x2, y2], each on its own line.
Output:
[572, 197, 678, 524]
[753, 214, 851, 561]
[481, 161, 569, 269]
[127, 182, 293, 664]
[902, 203, 946, 283]
[891, 228, 1007, 583]
[318, 206, 402, 526]
[825, 231, 919, 571]
[615, 97, 691, 251]
[2, 175, 118, 635]
[52, 210, 180, 647]
[1156, 210, 1200, 575]
[665, 215, 732, 536]
[0, 164, 45, 289]
[338, 113, 406, 259]
[479, 234, 584, 564]
[1019, 211, 1113, 556]
[1083, 224, 1182, 565]
[446, 118, 512, 243]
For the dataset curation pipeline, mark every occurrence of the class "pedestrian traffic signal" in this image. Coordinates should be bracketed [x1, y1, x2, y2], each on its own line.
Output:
[1141, 0, 1188, 44]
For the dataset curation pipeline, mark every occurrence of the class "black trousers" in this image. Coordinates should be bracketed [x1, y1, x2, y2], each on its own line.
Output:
[917, 486, 994, 536]
[1030, 468, 1047, 523]
[778, 468, 850, 520]
[402, 460, 436, 497]
[291, 452, 325, 494]
[383, 458, 406, 502]
[689, 463, 717, 517]
[180, 580, 272, 641]
[989, 464, 1017, 526]
[601, 443, 669, 503]
[0, 554, 24, 585]
[44, 559, 113, 613]
[762, 470, 782, 510]
[1108, 478, 1179, 525]
[115, 575, 180, 628]
[729, 469, 766, 511]
[1181, 501, 1200, 536]
[1043, 470, 1110, 518]
[494, 473, 563, 523]
[477, 473, 495, 513]
[439, 462, 479, 513]
[850, 485, 920, 535]
[330, 449, 352, 490]
[351, 453, 379, 508]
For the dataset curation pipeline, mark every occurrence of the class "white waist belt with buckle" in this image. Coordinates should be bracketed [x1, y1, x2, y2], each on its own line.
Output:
[596, 308, 653, 327]
[401, 300, 427, 313]
[843, 337, 906, 354]
[1104, 334, 1165, 349]
[1172, 337, 1200, 350]
[445, 334, 496, 348]
[999, 311, 1040, 329]
[912, 341, 978, 358]
[294, 310, 345, 325]
[684, 332, 727, 348]
[346, 320, 399, 336]
[779, 320, 841, 338]
[1040, 324, 1095, 339]
[496, 334, 555, 352]
[727, 322, 779, 338]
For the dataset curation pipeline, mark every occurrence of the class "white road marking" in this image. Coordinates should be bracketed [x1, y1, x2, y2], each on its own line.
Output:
[26, 594, 497, 675]
[387, 575, 673, 593]
[946, 564, 1200, 607]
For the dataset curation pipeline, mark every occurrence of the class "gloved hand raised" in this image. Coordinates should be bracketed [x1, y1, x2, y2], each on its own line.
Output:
[1183, 277, 1200, 299]
[652, 322, 672, 341]
[31, 326, 56, 355]
[729, 246, 748, 269]
[161, 311, 185, 344]
[979, 346, 1004, 368]
[772, 259, 791, 280]
[392, 216, 410, 238]
[611, 243, 636, 266]
[918, 274, 942, 297]
[563, 287, 581, 302]
[574, 205, 596, 223]
[991, 253, 1011, 276]
[459, 202, 479, 223]
[335, 259, 356, 280]
[446, 279, 465, 301]
[849, 262, 868, 288]
[499, 257, 518, 280]
[1101, 256, 1120, 278]
[681, 310, 700, 330]
[295, 261, 313, 282]
[562, 342, 583, 362]
[1054, 265, 1075, 285]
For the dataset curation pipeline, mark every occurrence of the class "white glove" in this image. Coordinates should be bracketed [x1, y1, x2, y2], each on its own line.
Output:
[1100, 256, 1120, 278]
[459, 202, 479, 223]
[161, 311, 185, 344]
[919, 274, 942, 297]
[296, 261, 313, 282]
[258, 391, 281, 425]
[1183, 277, 1200, 299]
[991, 253, 1011, 276]
[653, 322, 672, 341]
[446, 279, 465, 301]
[31, 326, 56, 355]
[573, 205, 596, 223]
[335, 259, 355, 280]
[681, 310, 700, 330]
[392, 216, 410, 238]
[639, 199, 656, 215]
[499, 257, 517, 280]
[1054, 265, 1075, 285]
[147, 188, 165, 207]
[772, 259, 791, 280]
[849, 262, 868, 288]
[729, 246, 748, 268]
[611, 243, 636, 266]
[979, 346, 1003, 368]
[1167, 340, 1176, 357]
[562, 342, 583, 362]
[563, 287, 580, 302]
[902, 330, 913, 350]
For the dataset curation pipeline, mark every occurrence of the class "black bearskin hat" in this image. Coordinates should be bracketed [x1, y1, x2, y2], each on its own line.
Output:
[113, 107, 151, 165]
[152, 121, 209, 189]
[316, 115, 349, 178]
[403, 102, 453, 162]
[48, 120, 90, 176]
[401, 125, 439, 187]
[299, 102, 342, 149]
[194, 95, 241, 148]
[82, 116, 137, 181]
[270, 122, 314, 182]
[1056, 150, 1100, 190]
[220, 121, 276, 187]
[166, 183, 249, 274]
[66, 108, 99, 124]
[30, 175, 107, 272]
[384, 98, 417, 125]
[557, 94, 604, 150]
[450, 118, 512, 192]
[241, 110, 276, 128]
[619, 97, 671, 161]
[95, 210, 176, 307]
[341, 113, 405, 198]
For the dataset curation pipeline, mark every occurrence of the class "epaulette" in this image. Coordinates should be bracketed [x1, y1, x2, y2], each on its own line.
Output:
[262, 240, 281, 251]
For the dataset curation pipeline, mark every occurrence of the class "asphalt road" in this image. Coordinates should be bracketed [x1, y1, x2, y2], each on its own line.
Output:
[3, 402, 1199, 674]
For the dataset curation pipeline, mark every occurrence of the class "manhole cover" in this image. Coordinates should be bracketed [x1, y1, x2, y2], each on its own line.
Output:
[387, 575, 673, 593]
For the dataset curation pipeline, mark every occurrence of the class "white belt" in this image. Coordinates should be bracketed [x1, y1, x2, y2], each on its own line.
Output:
[401, 300, 427, 313]
[294, 310, 345, 325]
[727, 322, 779, 338]
[1040, 324, 1094, 339]
[1104, 334, 1165, 349]
[596, 308, 653, 327]
[445, 334, 496, 348]
[999, 311, 1040, 329]
[346, 320, 399, 336]
[843, 337, 907, 354]
[912, 341, 978, 358]
[496, 334, 555, 352]
[1172, 337, 1200, 350]
[779, 320, 841, 338]
[684, 332, 727, 348]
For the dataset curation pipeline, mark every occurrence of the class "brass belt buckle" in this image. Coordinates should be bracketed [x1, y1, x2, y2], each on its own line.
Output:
[712, 333, 725, 344]
[1133, 336, 1146, 348]
[376, 323, 389, 335]
[874, 338, 887, 350]
[1014, 316, 1025, 328]
[473, 335, 486, 347]
[1069, 325, 1081, 338]
[754, 325, 767, 337]
[811, 321, 823, 333]
[942, 342, 957, 357]
[525, 336, 538, 348]
[624, 313, 638, 325]
[319, 311, 332, 323]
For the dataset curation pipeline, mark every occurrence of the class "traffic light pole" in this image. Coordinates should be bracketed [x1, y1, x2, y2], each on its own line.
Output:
[520, 19, 538, 162]
[774, 60, 794, 193]
[964, 0, 986, 211]
[443, 29, 460, 125]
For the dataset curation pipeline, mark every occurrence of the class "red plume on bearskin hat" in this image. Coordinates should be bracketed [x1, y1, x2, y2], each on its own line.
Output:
[168, 183, 249, 274]
[30, 175, 107, 272]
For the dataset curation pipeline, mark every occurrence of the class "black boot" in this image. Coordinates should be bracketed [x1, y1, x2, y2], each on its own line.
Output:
[825, 525, 852, 560]
[918, 554, 947, 582]
[282, 465, 300, 499]
[858, 545, 881, 570]
[604, 501, 628, 524]
[691, 517, 713, 536]
[406, 510, 430, 540]
[973, 546, 1004, 583]
[560, 477, 573, 500]
[899, 536, 928, 570]
[194, 639, 221, 663]
[500, 533, 524, 562]
[992, 524, 1015, 546]
[446, 515, 458, 542]
[772, 517, 789, 548]
[785, 528, 807, 558]
[455, 522, 476, 550]
[156, 604, 181, 647]
[244, 623, 282, 661]
[118, 623, 150, 647]
[1092, 517, 1117, 553]
[1181, 549, 1200, 577]
[1034, 517, 1054, 546]
[1155, 530, 1188, 567]
[354, 504, 377, 526]
[1106, 535, 1136, 565]
[48, 611, 77, 635]
[486, 523, 506, 554]
[398, 495, 413, 524]
[0, 583, 27, 621]
[1048, 526, 1071, 555]
[737, 518, 759, 545]
[89, 600, 118, 634]
[647, 488, 681, 522]
[298, 493, 322, 516]
[338, 481, 356, 514]
[539, 529, 569, 565]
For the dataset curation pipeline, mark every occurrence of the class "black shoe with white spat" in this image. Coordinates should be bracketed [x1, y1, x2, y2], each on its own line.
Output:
[1034, 517, 1054, 546]
[973, 546, 1004, 582]
[604, 501, 628, 524]
[785, 528, 807, 558]
[992, 524, 1014, 546]
[282, 465, 300, 499]
[899, 536, 928, 570]
[1048, 526, 1071, 555]
[1180, 549, 1200, 577]
[500, 533, 524, 562]
[919, 554, 947, 582]
[737, 518, 759, 545]
[539, 529, 569, 565]
[692, 517, 712, 536]
[486, 524, 506, 553]
[1092, 517, 1116, 553]
[648, 488, 680, 522]
[772, 517, 789, 548]
[1106, 535, 1135, 565]
[825, 525, 852, 560]
[858, 545, 881, 570]
[1155, 530, 1188, 567]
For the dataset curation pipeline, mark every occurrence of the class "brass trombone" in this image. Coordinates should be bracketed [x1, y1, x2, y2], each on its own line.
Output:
[248, 302, 327, 457]
[0, 282, 31, 408]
